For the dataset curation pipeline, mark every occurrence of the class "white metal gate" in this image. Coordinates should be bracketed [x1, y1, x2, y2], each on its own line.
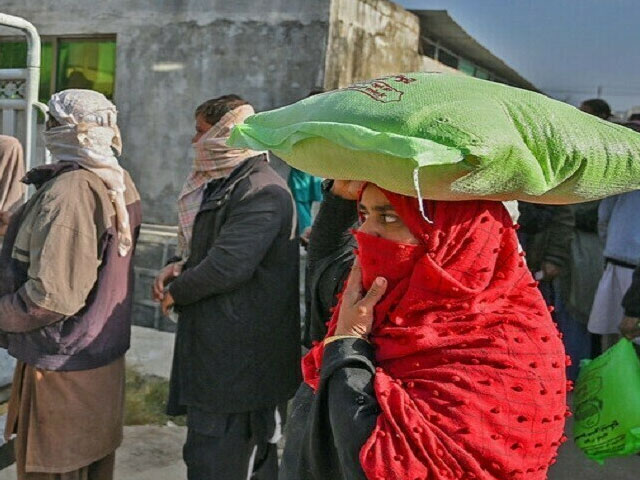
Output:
[0, 13, 46, 397]
[0, 13, 49, 175]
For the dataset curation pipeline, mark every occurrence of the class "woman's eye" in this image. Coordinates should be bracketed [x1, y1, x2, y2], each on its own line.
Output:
[383, 214, 399, 224]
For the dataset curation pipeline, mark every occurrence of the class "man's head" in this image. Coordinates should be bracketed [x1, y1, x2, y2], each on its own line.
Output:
[579, 98, 611, 120]
[45, 89, 122, 155]
[193, 94, 249, 143]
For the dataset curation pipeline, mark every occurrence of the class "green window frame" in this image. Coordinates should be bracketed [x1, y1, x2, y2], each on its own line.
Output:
[0, 35, 116, 104]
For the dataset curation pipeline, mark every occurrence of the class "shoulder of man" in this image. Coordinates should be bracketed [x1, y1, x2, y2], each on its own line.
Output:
[234, 158, 293, 206]
[40, 169, 118, 236]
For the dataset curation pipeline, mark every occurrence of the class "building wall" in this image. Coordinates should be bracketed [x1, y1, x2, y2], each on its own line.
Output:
[0, 0, 332, 224]
[324, 0, 415, 88]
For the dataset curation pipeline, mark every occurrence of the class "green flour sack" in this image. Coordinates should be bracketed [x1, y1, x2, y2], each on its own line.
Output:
[573, 338, 640, 463]
[228, 72, 640, 203]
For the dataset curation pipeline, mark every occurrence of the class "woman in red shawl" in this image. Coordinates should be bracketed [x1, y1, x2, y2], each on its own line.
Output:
[280, 182, 568, 480]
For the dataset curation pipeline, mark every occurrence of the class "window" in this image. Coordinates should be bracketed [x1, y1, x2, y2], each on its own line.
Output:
[0, 36, 116, 103]
[474, 69, 490, 80]
[437, 49, 459, 69]
[458, 59, 476, 76]
[0, 40, 53, 102]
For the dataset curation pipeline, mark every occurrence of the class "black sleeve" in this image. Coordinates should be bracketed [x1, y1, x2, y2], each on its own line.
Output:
[320, 338, 378, 480]
[574, 201, 600, 233]
[307, 190, 357, 271]
[279, 337, 378, 480]
[542, 205, 575, 269]
[303, 190, 357, 347]
[517, 202, 554, 235]
[623, 265, 640, 317]
[169, 185, 290, 305]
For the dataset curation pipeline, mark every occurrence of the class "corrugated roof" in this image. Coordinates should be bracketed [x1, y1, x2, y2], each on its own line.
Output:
[411, 9, 539, 92]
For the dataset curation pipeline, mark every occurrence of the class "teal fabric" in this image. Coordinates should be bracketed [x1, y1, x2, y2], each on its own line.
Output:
[229, 73, 640, 204]
[288, 168, 323, 234]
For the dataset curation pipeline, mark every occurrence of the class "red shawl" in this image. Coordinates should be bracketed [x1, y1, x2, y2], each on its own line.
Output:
[302, 191, 568, 480]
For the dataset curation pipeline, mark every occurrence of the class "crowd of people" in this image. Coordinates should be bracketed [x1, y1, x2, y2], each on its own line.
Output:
[0, 88, 638, 480]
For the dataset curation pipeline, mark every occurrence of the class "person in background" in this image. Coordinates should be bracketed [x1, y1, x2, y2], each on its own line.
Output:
[621, 264, 640, 340]
[152, 95, 300, 480]
[518, 203, 589, 378]
[588, 190, 640, 350]
[0, 89, 142, 480]
[586, 119, 640, 351]
[288, 167, 323, 246]
[579, 98, 612, 120]
[562, 201, 604, 357]
[0, 135, 26, 236]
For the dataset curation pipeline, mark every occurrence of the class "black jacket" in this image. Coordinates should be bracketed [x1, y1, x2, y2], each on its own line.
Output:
[279, 338, 378, 480]
[518, 203, 575, 272]
[282, 188, 377, 479]
[302, 190, 357, 348]
[167, 155, 301, 415]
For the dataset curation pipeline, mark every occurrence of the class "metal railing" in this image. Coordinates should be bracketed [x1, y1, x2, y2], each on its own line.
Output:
[0, 13, 49, 178]
[0, 14, 45, 464]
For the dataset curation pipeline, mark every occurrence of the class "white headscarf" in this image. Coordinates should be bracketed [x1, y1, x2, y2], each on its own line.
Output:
[43, 89, 132, 256]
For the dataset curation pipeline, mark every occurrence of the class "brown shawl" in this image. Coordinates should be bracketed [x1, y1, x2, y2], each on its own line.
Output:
[0, 135, 25, 213]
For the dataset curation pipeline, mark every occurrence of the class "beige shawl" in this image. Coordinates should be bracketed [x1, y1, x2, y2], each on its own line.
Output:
[177, 105, 262, 258]
[43, 89, 132, 257]
[0, 135, 25, 213]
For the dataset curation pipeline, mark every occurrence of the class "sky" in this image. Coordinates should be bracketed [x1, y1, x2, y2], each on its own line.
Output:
[396, 0, 640, 115]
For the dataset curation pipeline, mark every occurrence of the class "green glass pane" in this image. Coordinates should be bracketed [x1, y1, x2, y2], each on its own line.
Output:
[56, 40, 116, 99]
[458, 59, 475, 76]
[475, 69, 490, 80]
[39, 42, 53, 103]
[0, 41, 27, 68]
[0, 41, 53, 103]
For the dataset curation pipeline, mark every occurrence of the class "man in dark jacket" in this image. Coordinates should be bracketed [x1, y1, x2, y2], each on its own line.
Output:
[153, 95, 300, 480]
[517, 203, 596, 379]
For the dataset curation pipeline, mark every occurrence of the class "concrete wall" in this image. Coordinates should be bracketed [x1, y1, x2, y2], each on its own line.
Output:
[0, 0, 332, 223]
[323, 0, 459, 89]
[323, 0, 420, 89]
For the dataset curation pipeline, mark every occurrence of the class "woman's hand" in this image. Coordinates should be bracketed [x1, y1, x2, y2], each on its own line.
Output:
[620, 316, 640, 340]
[332, 180, 364, 201]
[335, 259, 387, 340]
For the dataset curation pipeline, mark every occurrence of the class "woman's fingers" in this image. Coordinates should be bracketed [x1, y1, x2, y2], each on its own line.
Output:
[358, 277, 388, 316]
[343, 259, 363, 304]
[346, 181, 365, 200]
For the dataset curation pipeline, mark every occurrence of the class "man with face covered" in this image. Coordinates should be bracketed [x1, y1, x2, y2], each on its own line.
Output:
[152, 95, 300, 480]
[0, 89, 142, 480]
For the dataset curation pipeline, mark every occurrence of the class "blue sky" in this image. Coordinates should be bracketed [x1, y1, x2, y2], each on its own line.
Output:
[397, 0, 640, 114]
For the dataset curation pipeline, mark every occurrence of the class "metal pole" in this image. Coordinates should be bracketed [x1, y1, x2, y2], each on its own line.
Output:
[0, 13, 41, 180]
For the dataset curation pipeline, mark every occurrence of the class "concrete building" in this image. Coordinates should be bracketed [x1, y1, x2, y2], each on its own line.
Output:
[0, 0, 536, 329]
[1, 0, 537, 223]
